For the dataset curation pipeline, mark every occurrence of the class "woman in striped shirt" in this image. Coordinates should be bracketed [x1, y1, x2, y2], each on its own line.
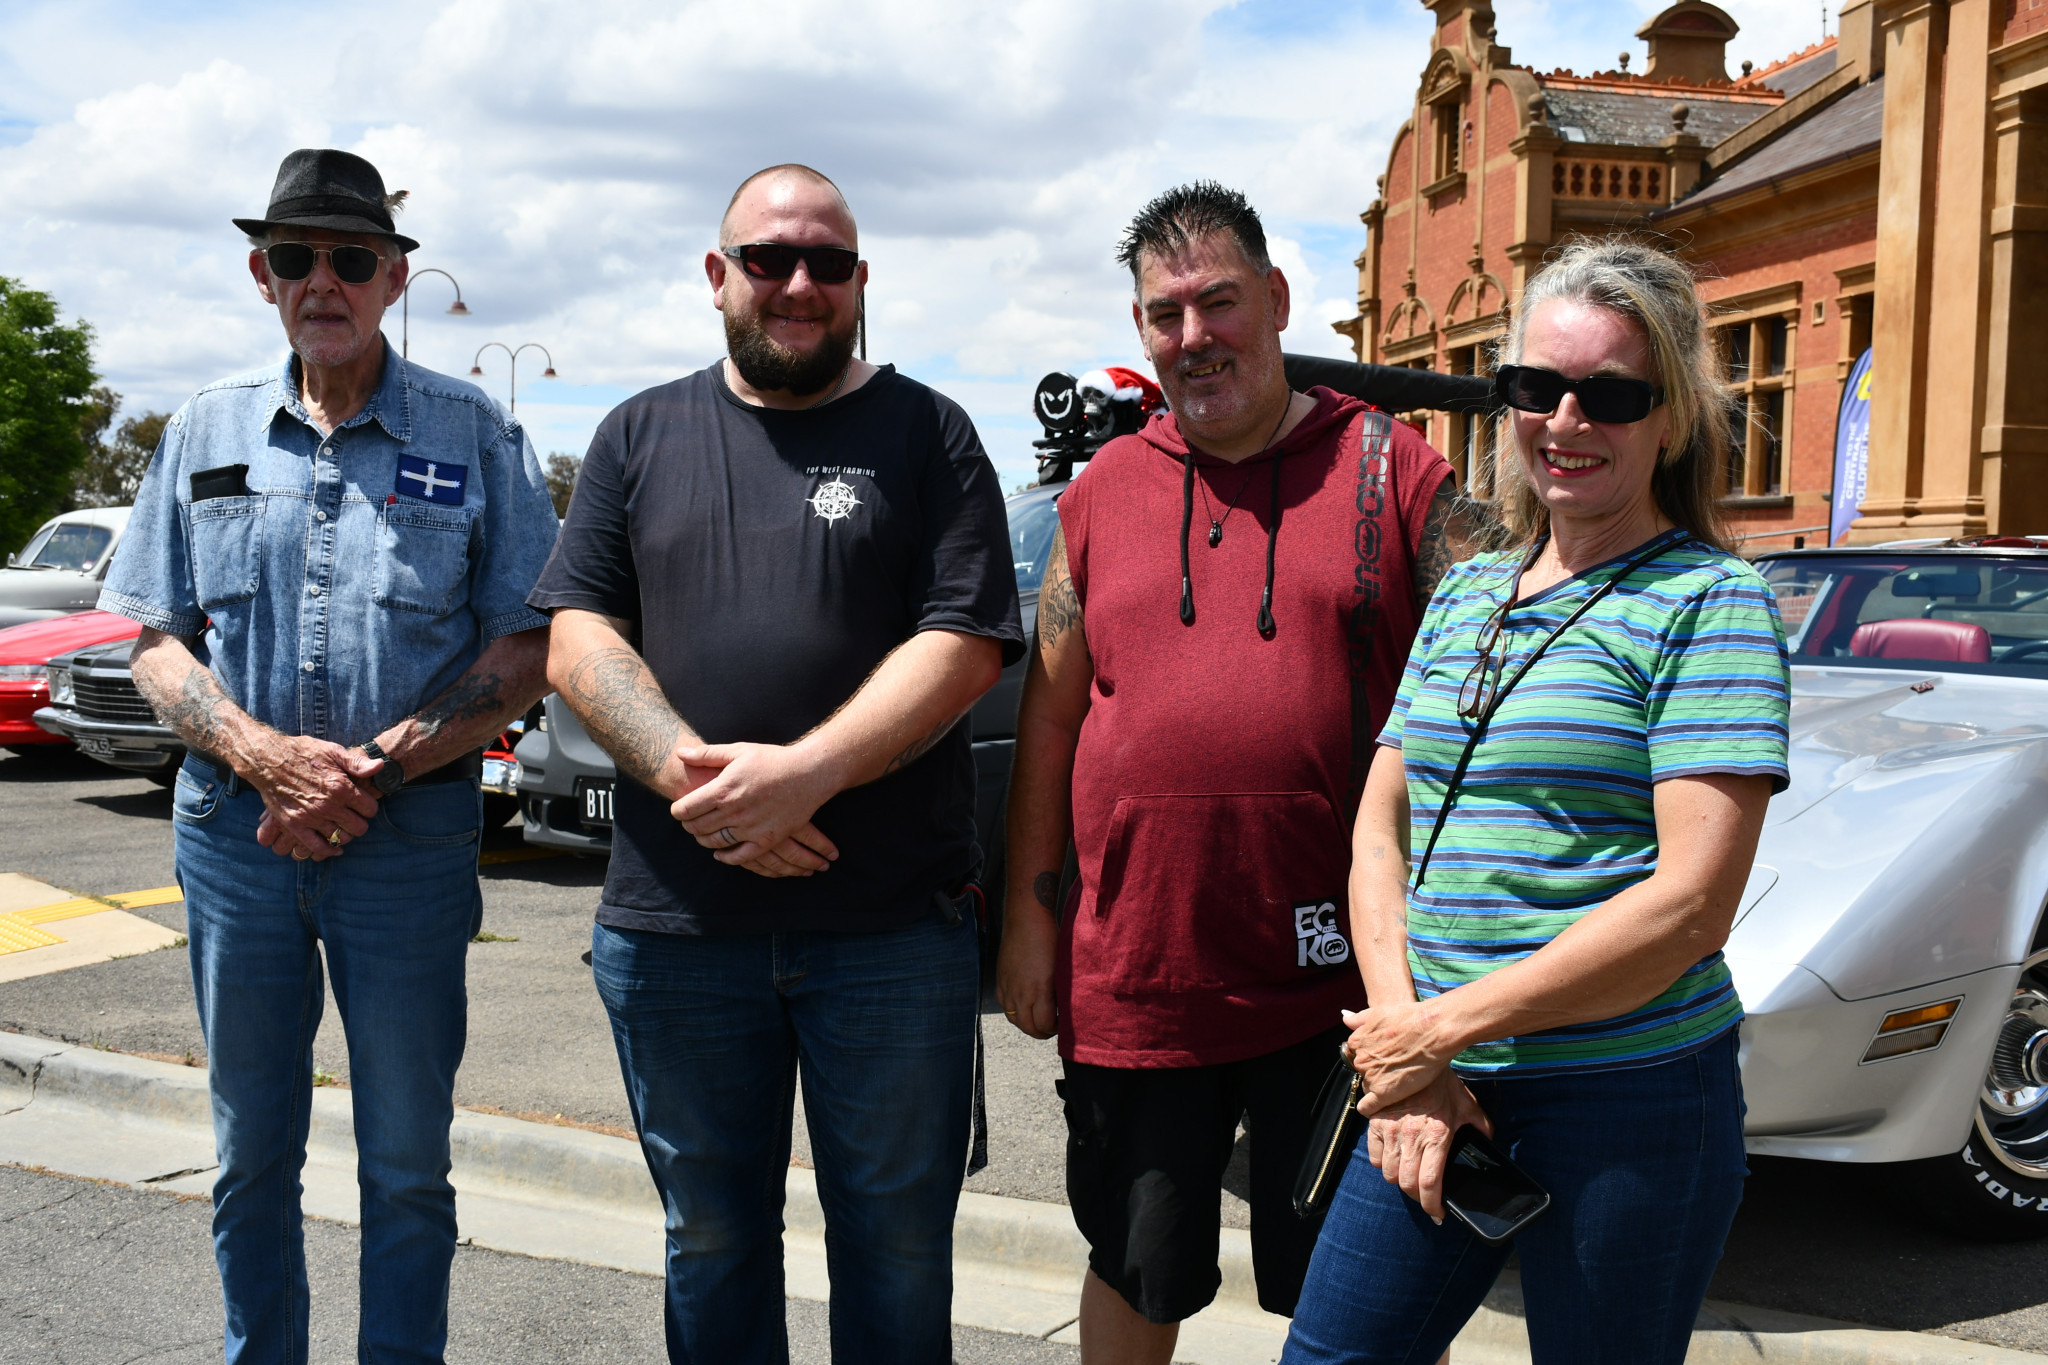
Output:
[1285, 239, 1791, 1365]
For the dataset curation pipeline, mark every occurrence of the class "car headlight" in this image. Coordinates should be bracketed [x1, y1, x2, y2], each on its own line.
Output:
[0, 664, 47, 684]
[48, 667, 73, 705]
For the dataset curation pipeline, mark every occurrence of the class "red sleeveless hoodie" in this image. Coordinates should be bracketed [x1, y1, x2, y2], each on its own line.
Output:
[1056, 386, 1451, 1066]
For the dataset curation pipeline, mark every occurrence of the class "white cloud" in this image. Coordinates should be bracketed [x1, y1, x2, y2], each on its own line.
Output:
[0, 0, 1805, 493]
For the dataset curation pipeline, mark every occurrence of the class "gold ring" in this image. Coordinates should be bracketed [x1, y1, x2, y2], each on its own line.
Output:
[327, 830, 344, 847]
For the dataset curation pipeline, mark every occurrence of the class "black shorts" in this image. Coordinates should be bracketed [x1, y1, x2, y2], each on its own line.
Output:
[1060, 1026, 1347, 1324]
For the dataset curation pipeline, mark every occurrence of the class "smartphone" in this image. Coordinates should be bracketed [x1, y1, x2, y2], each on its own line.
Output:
[1441, 1126, 1550, 1244]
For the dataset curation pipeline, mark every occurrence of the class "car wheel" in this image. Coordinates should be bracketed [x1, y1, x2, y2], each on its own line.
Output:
[1906, 948, 2048, 1240]
[483, 793, 519, 829]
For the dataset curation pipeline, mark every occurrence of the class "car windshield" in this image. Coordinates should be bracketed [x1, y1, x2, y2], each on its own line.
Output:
[1008, 492, 1062, 594]
[18, 523, 112, 572]
[1761, 554, 2048, 677]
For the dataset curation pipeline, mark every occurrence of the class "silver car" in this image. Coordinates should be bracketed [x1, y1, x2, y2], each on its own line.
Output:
[1738, 541, 2048, 1238]
[1, 507, 132, 629]
[513, 693, 616, 855]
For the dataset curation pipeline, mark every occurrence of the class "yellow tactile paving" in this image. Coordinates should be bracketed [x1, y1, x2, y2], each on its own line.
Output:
[0, 849, 560, 957]
[107, 885, 187, 910]
[13, 896, 128, 926]
[0, 918, 64, 953]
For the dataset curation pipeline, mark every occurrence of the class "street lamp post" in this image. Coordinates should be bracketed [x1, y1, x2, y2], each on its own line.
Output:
[402, 268, 470, 359]
[469, 342, 558, 414]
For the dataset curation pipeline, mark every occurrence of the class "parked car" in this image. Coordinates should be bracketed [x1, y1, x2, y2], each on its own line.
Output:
[1738, 539, 2048, 1238]
[0, 507, 132, 630]
[0, 609, 144, 757]
[35, 635, 182, 779]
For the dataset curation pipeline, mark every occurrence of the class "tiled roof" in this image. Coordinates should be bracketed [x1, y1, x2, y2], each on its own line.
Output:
[1754, 43, 1837, 97]
[1657, 76, 1884, 214]
[1735, 37, 1838, 98]
[1540, 86, 1767, 148]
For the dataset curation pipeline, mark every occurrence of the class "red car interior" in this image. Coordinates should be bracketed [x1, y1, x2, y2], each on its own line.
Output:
[1849, 617, 1994, 663]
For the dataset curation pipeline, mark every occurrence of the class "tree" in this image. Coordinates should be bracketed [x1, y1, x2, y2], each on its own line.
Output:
[0, 277, 98, 555]
[544, 452, 580, 518]
[70, 388, 170, 510]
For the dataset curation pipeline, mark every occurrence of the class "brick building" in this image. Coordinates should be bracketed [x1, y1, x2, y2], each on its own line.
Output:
[1341, 0, 2048, 545]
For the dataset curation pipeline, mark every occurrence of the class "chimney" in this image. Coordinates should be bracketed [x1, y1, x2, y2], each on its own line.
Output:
[1834, 0, 1884, 82]
[1635, 1, 1740, 84]
[1421, 0, 1497, 52]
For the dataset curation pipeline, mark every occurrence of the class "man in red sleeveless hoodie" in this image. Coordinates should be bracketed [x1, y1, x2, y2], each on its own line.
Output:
[998, 182, 1475, 1362]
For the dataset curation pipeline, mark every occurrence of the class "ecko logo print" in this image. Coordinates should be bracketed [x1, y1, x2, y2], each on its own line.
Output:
[1295, 901, 1352, 968]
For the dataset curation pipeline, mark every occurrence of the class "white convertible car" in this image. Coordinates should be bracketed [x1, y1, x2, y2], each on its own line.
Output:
[1739, 540, 2048, 1239]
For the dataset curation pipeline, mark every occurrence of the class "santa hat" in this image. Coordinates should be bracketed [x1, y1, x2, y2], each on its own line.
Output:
[1076, 366, 1165, 414]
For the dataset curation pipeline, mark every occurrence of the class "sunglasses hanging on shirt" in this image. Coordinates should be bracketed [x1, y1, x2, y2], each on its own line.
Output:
[722, 242, 861, 285]
[262, 242, 386, 286]
[1494, 365, 1664, 425]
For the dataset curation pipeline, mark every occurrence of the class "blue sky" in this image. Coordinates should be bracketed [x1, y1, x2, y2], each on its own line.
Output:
[0, 0, 1827, 494]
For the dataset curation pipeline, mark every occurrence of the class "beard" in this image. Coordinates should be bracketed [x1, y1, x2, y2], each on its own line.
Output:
[725, 302, 857, 397]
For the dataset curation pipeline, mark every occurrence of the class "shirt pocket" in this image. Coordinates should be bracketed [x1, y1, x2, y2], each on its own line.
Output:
[374, 503, 475, 616]
[1091, 791, 1352, 995]
[188, 496, 264, 610]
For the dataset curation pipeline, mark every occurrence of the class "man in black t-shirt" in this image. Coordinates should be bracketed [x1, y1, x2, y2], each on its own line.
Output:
[528, 164, 1022, 1364]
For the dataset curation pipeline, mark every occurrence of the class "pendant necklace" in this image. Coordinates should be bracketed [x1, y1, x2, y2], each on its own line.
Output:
[1194, 396, 1294, 547]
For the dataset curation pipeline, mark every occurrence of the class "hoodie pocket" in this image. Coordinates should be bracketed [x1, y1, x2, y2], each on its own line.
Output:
[1092, 791, 1351, 995]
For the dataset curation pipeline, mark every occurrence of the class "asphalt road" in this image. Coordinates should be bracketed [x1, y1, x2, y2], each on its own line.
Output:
[0, 1163, 1080, 1364]
[6, 744, 2048, 1354]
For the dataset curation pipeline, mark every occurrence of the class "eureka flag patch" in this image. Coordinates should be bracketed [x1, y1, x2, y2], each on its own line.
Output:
[395, 455, 468, 506]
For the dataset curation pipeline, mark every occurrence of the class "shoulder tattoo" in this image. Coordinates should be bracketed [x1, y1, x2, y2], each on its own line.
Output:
[1037, 525, 1081, 651]
[1414, 478, 1493, 612]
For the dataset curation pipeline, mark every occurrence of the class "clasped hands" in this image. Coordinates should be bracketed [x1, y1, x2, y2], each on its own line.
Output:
[667, 740, 840, 879]
[1341, 999, 1493, 1222]
[251, 736, 387, 862]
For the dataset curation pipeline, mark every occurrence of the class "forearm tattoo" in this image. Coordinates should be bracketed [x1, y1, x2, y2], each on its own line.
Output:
[1414, 479, 1493, 612]
[1033, 871, 1060, 912]
[562, 646, 684, 789]
[1037, 526, 1081, 650]
[882, 713, 960, 776]
[152, 662, 237, 757]
[412, 669, 506, 737]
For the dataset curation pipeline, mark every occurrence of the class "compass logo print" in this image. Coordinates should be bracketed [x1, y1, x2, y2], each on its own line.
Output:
[807, 475, 864, 524]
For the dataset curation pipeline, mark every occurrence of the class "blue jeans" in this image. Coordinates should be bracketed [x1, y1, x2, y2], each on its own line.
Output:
[1283, 1030, 1747, 1365]
[591, 901, 980, 1365]
[173, 757, 482, 1365]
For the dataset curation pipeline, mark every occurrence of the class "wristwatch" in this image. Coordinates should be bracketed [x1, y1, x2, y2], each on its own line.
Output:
[359, 739, 405, 795]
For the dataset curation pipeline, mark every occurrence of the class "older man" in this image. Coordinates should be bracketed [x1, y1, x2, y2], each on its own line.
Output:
[529, 163, 1021, 1363]
[998, 182, 1475, 1363]
[102, 148, 560, 1364]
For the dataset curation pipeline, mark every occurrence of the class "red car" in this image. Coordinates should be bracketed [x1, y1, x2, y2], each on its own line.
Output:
[0, 609, 143, 753]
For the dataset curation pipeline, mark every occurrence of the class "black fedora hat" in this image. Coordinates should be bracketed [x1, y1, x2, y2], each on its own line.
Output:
[233, 148, 419, 254]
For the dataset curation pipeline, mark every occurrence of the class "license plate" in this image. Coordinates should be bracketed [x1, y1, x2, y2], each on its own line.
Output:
[578, 779, 614, 827]
[78, 737, 114, 757]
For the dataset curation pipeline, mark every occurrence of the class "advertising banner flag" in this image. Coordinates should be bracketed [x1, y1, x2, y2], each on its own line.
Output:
[1831, 348, 1873, 546]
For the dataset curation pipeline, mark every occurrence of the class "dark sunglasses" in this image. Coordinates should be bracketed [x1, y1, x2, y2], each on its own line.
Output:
[722, 242, 860, 285]
[1495, 364, 1664, 425]
[263, 242, 385, 286]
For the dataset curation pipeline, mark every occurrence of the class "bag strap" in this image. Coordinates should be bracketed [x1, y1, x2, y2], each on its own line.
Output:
[1411, 533, 1678, 891]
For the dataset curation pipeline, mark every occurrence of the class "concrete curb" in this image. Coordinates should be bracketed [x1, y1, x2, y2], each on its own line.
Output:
[3, 1031, 2043, 1365]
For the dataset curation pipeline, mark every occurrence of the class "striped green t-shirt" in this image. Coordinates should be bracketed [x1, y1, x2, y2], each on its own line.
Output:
[1380, 529, 1790, 1076]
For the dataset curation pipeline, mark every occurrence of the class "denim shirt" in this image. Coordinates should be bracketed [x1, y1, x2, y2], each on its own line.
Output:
[101, 343, 559, 745]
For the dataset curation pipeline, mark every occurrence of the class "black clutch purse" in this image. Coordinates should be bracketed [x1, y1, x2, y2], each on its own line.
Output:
[1292, 1052, 1364, 1218]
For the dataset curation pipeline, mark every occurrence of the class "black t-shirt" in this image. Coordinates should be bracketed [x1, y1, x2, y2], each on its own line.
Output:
[528, 363, 1024, 935]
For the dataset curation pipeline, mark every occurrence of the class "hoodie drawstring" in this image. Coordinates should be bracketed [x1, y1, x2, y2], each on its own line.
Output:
[1179, 448, 1197, 625]
[1180, 444, 1286, 636]
[1257, 452, 1281, 638]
